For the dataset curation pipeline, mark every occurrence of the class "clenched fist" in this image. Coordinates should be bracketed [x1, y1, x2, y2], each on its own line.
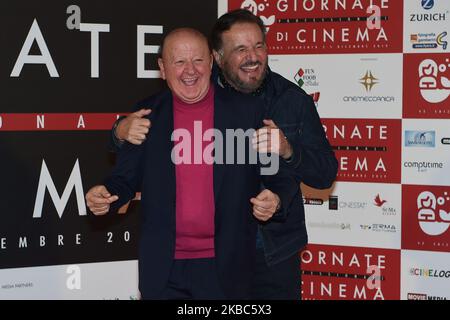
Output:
[115, 108, 152, 145]
[250, 189, 281, 222]
[252, 119, 293, 160]
[85, 185, 118, 215]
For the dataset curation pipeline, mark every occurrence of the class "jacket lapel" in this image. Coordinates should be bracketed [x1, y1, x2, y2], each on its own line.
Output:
[213, 86, 228, 205]
[156, 90, 176, 219]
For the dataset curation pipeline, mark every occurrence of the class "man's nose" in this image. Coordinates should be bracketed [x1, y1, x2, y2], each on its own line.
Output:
[184, 61, 196, 74]
[246, 48, 258, 62]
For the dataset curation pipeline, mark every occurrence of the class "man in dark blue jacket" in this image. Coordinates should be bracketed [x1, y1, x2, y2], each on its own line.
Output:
[108, 11, 338, 300]
[209, 10, 338, 299]
[86, 28, 298, 299]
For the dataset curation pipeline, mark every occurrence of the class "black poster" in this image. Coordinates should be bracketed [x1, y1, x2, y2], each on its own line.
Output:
[0, 0, 217, 269]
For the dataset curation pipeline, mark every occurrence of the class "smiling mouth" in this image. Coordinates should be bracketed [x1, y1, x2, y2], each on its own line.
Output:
[182, 77, 199, 86]
[240, 64, 260, 73]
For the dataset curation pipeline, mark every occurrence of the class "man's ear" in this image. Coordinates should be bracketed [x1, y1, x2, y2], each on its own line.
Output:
[212, 50, 222, 67]
[158, 58, 166, 80]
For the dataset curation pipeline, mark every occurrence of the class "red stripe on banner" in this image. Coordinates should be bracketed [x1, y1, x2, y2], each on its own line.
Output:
[0, 113, 128, 131]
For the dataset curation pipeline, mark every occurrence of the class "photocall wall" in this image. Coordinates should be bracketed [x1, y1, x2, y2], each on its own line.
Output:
[1, 0, 449, 300]
[222, 0, 450, 300]
[0, 0, 218, 299]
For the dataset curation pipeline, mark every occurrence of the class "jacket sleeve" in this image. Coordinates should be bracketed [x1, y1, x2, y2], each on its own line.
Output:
[108, 100, 148, 152]
[109, 116, 126, 152]
[261, 160, 300, 222]
[281, 89, 338, 190]
[103, 141, 145, 212]
[253, 100, 300, 223]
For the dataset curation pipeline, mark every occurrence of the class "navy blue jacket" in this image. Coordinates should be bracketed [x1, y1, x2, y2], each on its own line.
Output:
[104, 84, 299, 299]
[217, 68, 338, 266]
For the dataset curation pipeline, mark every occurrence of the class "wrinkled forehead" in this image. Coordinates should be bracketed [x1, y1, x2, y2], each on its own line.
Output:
[222, 23, 265, 47]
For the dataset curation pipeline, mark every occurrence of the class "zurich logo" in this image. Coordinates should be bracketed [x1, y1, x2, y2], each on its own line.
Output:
[421, 0, 434, 10]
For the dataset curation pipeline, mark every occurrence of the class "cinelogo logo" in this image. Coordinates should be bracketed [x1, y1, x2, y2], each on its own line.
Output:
[410, 268, 450, 278]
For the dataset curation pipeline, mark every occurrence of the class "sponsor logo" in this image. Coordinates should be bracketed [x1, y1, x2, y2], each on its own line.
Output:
[339, 201, 368, 210]
[374, 194, 397, 215]
[329, 195, 338, 210]
[442, 137, 450, 144]
[404, 54, 450, 118]
[417, 190, 450, 236]
[360, 224, 397, 233]
[418, 58, 450, 104]
[294, 67, 320, 107]
[308, 221, 351, 230]
[403, 161, 444, 172]
[1, 282, 34, 290]
[410, 268, 450, 278]
[240, 0, 275, 32]
[303, 195, 338, 210]
[374, 194, 387, 207]
[410, 0, 448, 22]
[410, 31, 448, 50]
[404, 130, 436, 147]
[303, 198, 325, 205]
[402, 185, 450, 251]
[407, 292, 427, 300]
[421, 0, 435, 10]
[410, 13, 447, 22]
[407, 292, 447, 300]
[360, 70, 378, 92]
[294, 68, 319, 88]
[343, 70, 395, 103]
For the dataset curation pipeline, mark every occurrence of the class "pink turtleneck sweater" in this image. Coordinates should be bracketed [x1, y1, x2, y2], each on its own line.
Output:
[172, 85, 215, 259]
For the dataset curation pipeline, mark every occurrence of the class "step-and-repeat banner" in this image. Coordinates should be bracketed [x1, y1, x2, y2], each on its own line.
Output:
[1, 0, 449, 300]
[0, 0, 217, 299]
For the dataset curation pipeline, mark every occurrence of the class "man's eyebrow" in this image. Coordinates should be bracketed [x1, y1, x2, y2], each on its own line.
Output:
[232, 44, 247, 51]
[233, 42, 264, 50]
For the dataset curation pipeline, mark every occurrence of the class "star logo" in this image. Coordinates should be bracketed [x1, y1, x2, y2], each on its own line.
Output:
[360, 70, 378, 92]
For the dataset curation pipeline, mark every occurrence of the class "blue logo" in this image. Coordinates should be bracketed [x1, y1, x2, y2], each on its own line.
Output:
[405, 131, 436, 148]
[421, 0, 434, 10]
[437, 31, 448, 50]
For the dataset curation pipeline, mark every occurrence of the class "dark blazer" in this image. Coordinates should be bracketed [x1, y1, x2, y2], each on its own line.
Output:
[253, 70, 338, 265]
[214, 66, 338, 266]
[103, 83, 297, 299]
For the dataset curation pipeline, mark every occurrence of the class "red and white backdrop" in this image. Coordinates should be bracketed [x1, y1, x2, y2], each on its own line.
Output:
[221, 0, 450, 300]
[1, 0, 449, 300]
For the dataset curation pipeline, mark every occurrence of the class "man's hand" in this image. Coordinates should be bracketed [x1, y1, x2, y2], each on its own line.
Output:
[85, 185, 119, 215]
[250, 189, 281, 222]
[252, 119, 293, 160]
[115, 109, 152, 145]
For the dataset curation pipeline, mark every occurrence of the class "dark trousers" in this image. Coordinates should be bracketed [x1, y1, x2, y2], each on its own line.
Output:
[250, 249, 301, 300]
[160, 258, 226, 300]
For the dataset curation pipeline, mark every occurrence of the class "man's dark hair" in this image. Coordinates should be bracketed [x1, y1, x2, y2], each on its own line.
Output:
[210, 9, 266, 52]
